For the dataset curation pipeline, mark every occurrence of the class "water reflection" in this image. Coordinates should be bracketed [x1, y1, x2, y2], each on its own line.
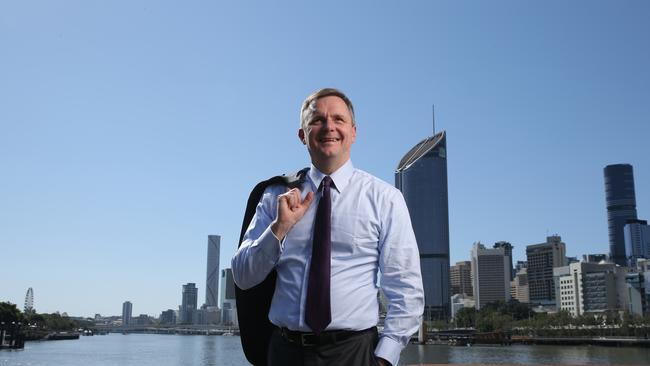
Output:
[401, 343, 650, 365]
[3, 334, 649, 366]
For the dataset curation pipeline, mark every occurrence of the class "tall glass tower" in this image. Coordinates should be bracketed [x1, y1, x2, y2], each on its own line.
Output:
[604, 164, 637, 266]
[206, 235, 221, 307]
[395, 130, 450, 320]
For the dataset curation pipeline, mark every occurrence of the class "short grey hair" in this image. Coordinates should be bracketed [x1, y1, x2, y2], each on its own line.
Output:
[300, 88, 356, 129]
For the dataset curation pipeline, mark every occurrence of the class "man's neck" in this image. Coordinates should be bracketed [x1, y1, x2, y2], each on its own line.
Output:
[312, 159, 348, 175]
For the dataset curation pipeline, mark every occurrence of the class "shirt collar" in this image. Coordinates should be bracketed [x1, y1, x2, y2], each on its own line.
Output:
[308, 159, 354, 193]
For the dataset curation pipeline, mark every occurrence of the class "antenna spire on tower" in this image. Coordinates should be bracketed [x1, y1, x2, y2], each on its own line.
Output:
[432, 104, 436, 134]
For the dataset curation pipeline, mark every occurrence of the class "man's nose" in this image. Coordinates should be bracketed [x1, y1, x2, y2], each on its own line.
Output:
[323, 118, 335, 130]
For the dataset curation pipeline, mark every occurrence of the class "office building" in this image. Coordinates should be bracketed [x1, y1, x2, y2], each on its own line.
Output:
[515, 260, 528, 273]
[624, 219, 650, 265]
[511, 268, 529, 303]
[494, 241, 514, 281]
[220, 269, 237, 326]
[160, 309, 176, 325]
[395, 130, 450, 320]
[180, 283, 198, 324]
[471, 242, 510, 309]
[526, 235, 566, 308]
[206, 235, 221, 307]
[583, 254, 609, 263]
[450, 261, 473, 296]
[604, 164, 638, 266]
[625, 271, 648, 316]
[122, 301, 132, 326]
[555, 261, 620, 316]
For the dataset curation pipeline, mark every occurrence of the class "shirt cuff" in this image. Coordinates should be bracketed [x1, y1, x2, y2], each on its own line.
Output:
[257, 225, 284, 262]
[374, 336, 403, 366]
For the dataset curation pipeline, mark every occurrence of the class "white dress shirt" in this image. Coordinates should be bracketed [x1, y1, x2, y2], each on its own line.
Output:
[232, 160, 424, 366]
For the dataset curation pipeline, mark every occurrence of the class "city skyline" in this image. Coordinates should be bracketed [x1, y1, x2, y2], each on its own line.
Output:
[2, 1, 649, 317]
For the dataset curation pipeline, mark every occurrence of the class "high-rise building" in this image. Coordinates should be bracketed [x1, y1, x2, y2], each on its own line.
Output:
[160, 309, 177, 325]
[494, 241, 514, 281]
[624, 219, 650, 265]
[583, 254, 609, 263]
[180, 283, 198, 324]
[554, 261, 620, 316]
[24, 287, 34, 313]
[526, 235, 566, 308]
[471, 242, 511, 309]
[625, 271, 648, 316]
[395, 130, 450, 320]
[450, 261, 473, 296]
[122, 301, 132, 326]
[515, 260, 528, 273]
[220, 269, 237, 326]
[206, 235, 221, 307]
[511, 268, 529, 304]
[604, 164, 638, 266]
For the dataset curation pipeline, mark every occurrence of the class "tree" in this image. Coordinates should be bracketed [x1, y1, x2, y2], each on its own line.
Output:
[0, 302, 24, 323]
[455, 307, 476, 328]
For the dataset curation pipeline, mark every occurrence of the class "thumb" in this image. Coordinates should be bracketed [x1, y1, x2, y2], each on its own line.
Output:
[302, 191, 315, 207]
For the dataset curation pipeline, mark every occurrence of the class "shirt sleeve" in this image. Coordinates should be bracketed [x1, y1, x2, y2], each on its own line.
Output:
[374, 190, 424, 366]
[231, 186, 284, 290]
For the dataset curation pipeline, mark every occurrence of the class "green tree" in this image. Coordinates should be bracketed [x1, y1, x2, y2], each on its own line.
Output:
[0, 302, 24, 323]
[455, 307, 476, 328]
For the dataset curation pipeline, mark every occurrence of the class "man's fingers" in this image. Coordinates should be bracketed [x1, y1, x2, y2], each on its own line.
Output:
[280, 188, 302, 210]
[280, 189, 313, 213]
[301, 191, 314, 208]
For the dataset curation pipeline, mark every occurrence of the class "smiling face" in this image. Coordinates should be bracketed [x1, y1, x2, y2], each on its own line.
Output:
[298, 95, 357, 174]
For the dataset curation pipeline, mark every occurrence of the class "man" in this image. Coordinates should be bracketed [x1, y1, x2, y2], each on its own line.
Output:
[232, 88, 423, 366]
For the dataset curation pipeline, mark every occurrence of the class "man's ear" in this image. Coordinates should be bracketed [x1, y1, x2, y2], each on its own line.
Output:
[298, 128, 306, 145]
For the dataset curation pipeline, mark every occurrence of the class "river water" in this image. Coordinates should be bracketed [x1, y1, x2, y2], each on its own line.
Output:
[1, 334, 648, 365]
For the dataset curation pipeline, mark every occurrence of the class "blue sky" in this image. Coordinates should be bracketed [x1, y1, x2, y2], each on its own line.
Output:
[1, 1, 649, 317]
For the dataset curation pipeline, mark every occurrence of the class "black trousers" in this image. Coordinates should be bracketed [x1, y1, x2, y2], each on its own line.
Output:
[267, 327, 380, 366]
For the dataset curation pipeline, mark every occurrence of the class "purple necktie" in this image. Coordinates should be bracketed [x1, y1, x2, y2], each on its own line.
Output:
[305, 176, 332, 335]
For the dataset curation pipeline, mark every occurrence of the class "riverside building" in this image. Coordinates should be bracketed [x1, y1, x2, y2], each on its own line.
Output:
[604, 164, 638, 266]
[122, 301, 132, 326]
[471, 242, 511, 309]
[450, 261, 473, 296]
[180, 283, 198, 324]
[624, 219, 650, 265]
[395, 130, 450, 320]
[554, 261, 622, 316]
[526, 235, 567, 309]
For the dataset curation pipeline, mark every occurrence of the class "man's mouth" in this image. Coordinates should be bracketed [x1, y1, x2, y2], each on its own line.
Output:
[320, 137, 340, 143]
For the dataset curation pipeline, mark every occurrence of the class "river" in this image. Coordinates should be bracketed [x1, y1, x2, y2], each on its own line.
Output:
[1, 334, 648, 365]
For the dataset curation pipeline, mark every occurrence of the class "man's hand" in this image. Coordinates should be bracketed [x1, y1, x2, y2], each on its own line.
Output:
[271, 188, 314, 241]
[376, 357, 391, 366]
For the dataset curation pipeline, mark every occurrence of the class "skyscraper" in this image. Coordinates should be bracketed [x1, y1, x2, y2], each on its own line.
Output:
[220, 268, 237, 326]
[122, 301, 132, 326]
[526, 235, 566, 308]
[180, 283, 198, 324]
[395, 130, 450, 320]
[493, 241, 514, 281]
[604, 164, 638, 266]
[471, 242, 511, 309]
[624, 219, 650, 265]
[206, 235, 221, 307]
[450, 261, 473, 296]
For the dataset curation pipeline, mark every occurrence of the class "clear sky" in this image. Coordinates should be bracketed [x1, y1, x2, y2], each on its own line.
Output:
[2, 1, 649, 318]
